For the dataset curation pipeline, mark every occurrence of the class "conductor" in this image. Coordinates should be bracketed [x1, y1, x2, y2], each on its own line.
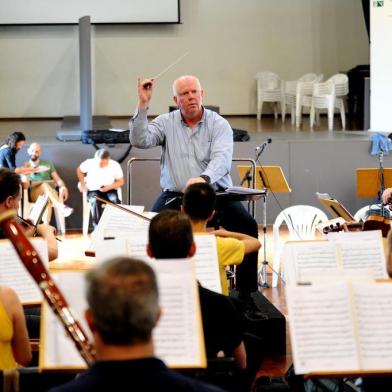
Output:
[129, 75, 259, 300]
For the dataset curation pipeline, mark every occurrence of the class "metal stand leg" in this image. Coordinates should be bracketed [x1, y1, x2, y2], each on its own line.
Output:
[259, 194, 269, 288]
[258, 193, 282, 288]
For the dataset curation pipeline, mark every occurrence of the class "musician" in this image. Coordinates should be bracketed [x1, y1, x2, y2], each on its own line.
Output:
[77, 149, 124, 227]
[147, 211, 247, 371]
[182, 183, 261, 295]
[130, 75, 259, 300]
[0, 168, 58, 261]
[25, 142, 73, 223]
[49, 256, 223, 392]
[0, 132, 39, 188]
[0, 285, 31, 369]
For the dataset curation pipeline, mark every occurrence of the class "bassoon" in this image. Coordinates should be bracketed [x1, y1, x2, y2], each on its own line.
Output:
[0, 209, 95, 365]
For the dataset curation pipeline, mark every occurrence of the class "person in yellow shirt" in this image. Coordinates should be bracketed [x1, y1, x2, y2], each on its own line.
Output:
[182, 183, 261, 295]
[0, 285, 31, 370]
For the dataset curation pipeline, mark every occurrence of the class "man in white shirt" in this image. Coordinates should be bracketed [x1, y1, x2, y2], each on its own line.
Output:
[77, 149, 124, 227]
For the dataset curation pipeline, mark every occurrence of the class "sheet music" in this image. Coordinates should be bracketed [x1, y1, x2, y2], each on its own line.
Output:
[41, 260, 205, 370]
[90, 204, 149, 250]
[193, 234, 222, 293]
[28, 194, 49, 226]
[282, 241, 339, 285]
[94, 234, 150, 264]
[352, 283, 392, 370]
[0, 238, 48, 303]
[41, 271, 89, 369]
[287, 283, 359, 375]
[328, 231, 388, 279]
[149, 259, 205, 367]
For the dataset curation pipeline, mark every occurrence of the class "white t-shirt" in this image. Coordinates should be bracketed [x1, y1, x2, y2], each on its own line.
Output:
[79, 158, 123, 191]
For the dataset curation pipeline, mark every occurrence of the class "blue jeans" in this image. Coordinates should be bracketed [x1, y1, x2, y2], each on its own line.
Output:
[87, 189, 120, 226]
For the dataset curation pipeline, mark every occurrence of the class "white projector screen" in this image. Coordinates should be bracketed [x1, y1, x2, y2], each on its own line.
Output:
[0, 0, 180, 25]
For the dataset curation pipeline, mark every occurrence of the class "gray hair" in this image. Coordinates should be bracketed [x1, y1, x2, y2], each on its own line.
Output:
[172, 75, 202, 96]
[86, 257, 159, 345]
[94, 148, 110, 160]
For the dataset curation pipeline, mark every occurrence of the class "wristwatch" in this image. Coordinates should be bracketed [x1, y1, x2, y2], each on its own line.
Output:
[199, 175, 211, 184]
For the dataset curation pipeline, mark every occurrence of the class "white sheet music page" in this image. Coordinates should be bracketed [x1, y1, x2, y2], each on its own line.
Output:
[193, 234, 222, 294]
[0, 238, 48, 304]
[286, 283, 359, 375]
[94, 237, 129, 264]
[41, 261, 206, 370]
[327, 231, 388, 279]
[40, 271, 89, 370]
[282, 241, 339, 285]
[94, 235, 150, 264]
[352, 282, 392, 370]
[90, 204, 148, 250]
[150, 259, 206, 368]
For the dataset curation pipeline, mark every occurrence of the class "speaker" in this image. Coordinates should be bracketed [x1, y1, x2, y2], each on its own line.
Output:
[230, 290, 286, 356]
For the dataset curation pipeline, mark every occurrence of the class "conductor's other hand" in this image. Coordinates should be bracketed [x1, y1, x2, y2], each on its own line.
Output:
[138, 78, 154, 109]
[382, 188, 392, 204]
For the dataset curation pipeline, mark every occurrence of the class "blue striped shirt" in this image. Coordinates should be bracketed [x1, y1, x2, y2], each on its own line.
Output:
[129, 108, 233, 192]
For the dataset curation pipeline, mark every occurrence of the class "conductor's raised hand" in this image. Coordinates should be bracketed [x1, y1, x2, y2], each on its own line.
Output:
[137, 78, 154, 109]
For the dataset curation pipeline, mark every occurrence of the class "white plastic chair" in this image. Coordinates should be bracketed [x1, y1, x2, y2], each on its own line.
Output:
[256, 72, 285, 121]
[22, 187, 67, 235]
[310, 74, 349, 131]
[291, 74, 324, 128]
[79, 183, 123, 236]
[284, 73, 321, 126]
[271, 205, 328, 287]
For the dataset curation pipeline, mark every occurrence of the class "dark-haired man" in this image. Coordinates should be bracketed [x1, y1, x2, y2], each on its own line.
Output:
[182, 183, 261, 296]
[0, 168, 58, 261]
[147, 210, 247, 371]
[49, 256, 223, 392]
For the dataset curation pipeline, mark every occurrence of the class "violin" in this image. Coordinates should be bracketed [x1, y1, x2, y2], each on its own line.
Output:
[323, 208, 392, 238]
[0, 209, 95, 365]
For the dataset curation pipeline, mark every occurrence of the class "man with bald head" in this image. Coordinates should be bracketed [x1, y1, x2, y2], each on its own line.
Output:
[25, 142, 73, 222]
[130, 76, 260, 301]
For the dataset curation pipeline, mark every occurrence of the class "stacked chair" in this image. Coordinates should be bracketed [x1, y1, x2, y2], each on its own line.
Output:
[256, 72, 349, 131]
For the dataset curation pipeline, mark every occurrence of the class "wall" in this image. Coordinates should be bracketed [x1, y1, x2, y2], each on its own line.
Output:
[0, 0, 369, 118]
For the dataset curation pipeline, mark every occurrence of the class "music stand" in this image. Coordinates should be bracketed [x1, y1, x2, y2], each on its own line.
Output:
[316, 194, 355, 222]
[356, 168, 392, 198]
[237, 165, 291, 287]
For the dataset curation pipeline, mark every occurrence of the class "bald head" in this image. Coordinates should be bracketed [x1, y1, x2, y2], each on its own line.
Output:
[28, 142, 41, 162]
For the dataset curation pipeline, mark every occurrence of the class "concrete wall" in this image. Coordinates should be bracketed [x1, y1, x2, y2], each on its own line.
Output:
[0, 0, 369, 117]
[16, 136, 384, 230]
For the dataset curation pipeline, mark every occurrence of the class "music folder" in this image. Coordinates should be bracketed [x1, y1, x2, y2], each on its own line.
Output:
[28, 194, 49, 226]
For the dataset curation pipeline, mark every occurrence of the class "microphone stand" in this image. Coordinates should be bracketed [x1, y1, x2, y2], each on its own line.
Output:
[378, 151, 387, 218]
[254, 142, 279, 288]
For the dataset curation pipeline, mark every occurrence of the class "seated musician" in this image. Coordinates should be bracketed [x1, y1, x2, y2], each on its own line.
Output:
[0, 168, 58, 261]
[49, 256, 224, 392]
[182, 183, 261, 295]
[0, 285, 31, 370]
[76, 149, 124, 228]
[147, 211, 247, 371]
[25, 142, 73, 223]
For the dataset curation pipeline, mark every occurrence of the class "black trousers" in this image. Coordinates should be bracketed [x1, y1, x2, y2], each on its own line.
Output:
[87, 189, 120, 226]
[152, 191, 259, 297]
